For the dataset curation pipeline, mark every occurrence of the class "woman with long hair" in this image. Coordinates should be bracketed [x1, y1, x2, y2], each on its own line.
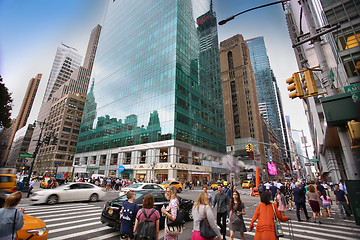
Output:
[161, 186, 180, 240]
[249, 191, 290, 240]
[133, 193, 160, 240]
[191, 193, 222, 240]
[0, 192, 25, 240]
[228, 191, 246, 240]
[306, 184, 322, 223]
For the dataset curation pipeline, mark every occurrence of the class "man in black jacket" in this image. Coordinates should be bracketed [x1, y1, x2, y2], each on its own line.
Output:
[293, 182, 311, 222]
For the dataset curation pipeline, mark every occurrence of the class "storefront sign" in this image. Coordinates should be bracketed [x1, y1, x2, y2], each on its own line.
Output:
[118, 165, 125, 173]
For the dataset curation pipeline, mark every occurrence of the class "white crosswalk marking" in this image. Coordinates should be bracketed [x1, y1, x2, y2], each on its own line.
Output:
[18, 202, 360, 240]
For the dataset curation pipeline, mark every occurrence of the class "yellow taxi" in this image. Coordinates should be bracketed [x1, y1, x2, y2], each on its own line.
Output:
[16, 214, 49, 240]
[159, 181, 183, 193]
[40, 177, 57, 189]
[0, 174, 17, 192]
[210, 181, 225, 191]
[242, 180, 254, 188]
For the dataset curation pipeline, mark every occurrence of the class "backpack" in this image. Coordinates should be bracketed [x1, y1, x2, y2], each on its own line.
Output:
[135, 208, 156, 240]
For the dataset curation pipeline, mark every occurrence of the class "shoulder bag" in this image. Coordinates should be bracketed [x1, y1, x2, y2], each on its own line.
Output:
[200, 205, 217, 239]
[166, 202, 183, 235]
[12, 209, 17, 240]
[272, 203, 284, 237]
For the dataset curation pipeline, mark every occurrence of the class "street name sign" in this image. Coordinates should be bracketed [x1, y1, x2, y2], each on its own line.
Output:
[19, 153, 33, 158]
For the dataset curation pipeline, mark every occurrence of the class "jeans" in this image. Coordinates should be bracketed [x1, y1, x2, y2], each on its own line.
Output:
[295, 201, 309, 220]
[217, 211, 227, 239]
[337, 201, 351, 218]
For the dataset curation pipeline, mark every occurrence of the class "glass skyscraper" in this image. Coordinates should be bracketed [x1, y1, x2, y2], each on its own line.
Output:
[246, 36, 287, 158]
[75, 0, 226, 183]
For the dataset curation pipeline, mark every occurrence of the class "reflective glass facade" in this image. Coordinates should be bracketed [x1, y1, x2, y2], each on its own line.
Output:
[76, 0, 225, 154]
[246, 37, 285, 154]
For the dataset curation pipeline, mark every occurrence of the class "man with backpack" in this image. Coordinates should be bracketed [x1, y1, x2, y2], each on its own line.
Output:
[120, 191, 139, 240]
[133, 193, 160, 240]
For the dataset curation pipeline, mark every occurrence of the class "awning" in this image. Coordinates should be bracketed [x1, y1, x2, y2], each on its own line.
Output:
[190, 172, 209, 175]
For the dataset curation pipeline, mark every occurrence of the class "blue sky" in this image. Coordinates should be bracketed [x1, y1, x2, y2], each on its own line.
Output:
[0, 0, 312, 155]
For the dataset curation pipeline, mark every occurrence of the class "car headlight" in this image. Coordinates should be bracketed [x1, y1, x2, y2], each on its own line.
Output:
[27, 227, 47, 236]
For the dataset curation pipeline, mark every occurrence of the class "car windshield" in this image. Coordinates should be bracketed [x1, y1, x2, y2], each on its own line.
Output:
[127, 184, 142, 189]
[161, 181, 171, 185]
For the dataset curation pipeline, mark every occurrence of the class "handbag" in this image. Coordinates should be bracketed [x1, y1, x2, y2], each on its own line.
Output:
[200, 205, 217, 239]
[272, 203, 284, 237]
[166, 205, 183, 235]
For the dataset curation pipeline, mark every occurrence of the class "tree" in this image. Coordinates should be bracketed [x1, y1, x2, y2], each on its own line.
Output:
[0, 75, 13, 129]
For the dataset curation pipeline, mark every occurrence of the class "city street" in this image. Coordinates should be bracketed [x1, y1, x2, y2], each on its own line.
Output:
[18, 185, 360, 240]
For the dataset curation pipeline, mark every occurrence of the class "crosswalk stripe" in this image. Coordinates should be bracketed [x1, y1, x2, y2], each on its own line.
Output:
[25, 205, 101, 215]
[50, 221, 100, 233]
[18, 203, 91, 210]
[50, 226, 111, 240]
[29, 208, 101, 217]
[242, 217, 360, 232]
[46, 217, 100, 228]
[241, 220, 360, 239]
[41, 212, 100, 223]
[24, 203, 97, 211]
[88, 232, 120, 240]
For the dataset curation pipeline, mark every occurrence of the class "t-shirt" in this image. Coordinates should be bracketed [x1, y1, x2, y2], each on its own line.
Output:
[120, 200, 139, 236]
[320, 196, 331, 204]
[136, 208, 161, 224]
[334, 189, 347, 202]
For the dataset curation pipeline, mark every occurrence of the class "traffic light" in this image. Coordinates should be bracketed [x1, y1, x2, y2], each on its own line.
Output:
[43, 135, 51, 145]
[52, 136, 58, 145]
[302, 70, 318, 96]
[286, 73, 303, 99]
[347, 120, 360, 143]
[246, 144, 253, 152]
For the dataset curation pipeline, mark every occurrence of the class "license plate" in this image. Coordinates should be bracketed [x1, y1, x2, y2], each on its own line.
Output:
[108, 209, 113, 215]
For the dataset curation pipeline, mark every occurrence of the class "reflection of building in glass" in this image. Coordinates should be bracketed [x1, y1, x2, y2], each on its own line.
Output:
[75, 0, 227, 182]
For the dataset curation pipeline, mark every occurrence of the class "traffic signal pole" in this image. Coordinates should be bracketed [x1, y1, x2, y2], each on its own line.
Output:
[25, 120, 46, 197]
[299, 0, 359, 181]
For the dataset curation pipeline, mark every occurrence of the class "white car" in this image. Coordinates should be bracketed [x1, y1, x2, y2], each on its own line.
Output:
[30, 182, 106, 204]
[119, 183, 164, 196]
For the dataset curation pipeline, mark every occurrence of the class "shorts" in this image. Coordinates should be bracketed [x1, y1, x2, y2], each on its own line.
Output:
[323, 203, 331, 209]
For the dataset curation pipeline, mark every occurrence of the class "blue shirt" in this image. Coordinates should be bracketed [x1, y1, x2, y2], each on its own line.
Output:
[120, 200, 138, 236]
[0, 207, 24, 240]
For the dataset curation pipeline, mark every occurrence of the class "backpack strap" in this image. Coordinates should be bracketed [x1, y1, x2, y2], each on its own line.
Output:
[141, 208, 148, 219]
[147, 208, 156, 219]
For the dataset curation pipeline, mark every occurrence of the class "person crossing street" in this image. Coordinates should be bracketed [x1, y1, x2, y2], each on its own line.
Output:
[212, 185, 230, 240]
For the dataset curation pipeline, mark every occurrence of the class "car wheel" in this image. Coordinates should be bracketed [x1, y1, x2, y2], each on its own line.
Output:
[177, 188, 182, 193]
[90, 193, 99, 202]
[47, 195, 58, 205]
[186, 208, 193, 221]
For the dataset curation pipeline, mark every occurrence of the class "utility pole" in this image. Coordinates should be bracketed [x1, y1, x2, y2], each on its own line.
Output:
[299, 0, 359, 181]
[25, 119, 47, 197]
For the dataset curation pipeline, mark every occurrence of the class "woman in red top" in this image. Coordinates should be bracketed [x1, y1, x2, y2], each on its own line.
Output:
[249, 191, 290, 240]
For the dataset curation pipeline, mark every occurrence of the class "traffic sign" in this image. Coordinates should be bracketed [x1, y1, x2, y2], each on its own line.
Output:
[118, 165, 125, 173]
[19, 153, 33, 158]
[310, 159, 319, 163]
[305, 163, 312, 166]
[23, 159, 28, 163]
